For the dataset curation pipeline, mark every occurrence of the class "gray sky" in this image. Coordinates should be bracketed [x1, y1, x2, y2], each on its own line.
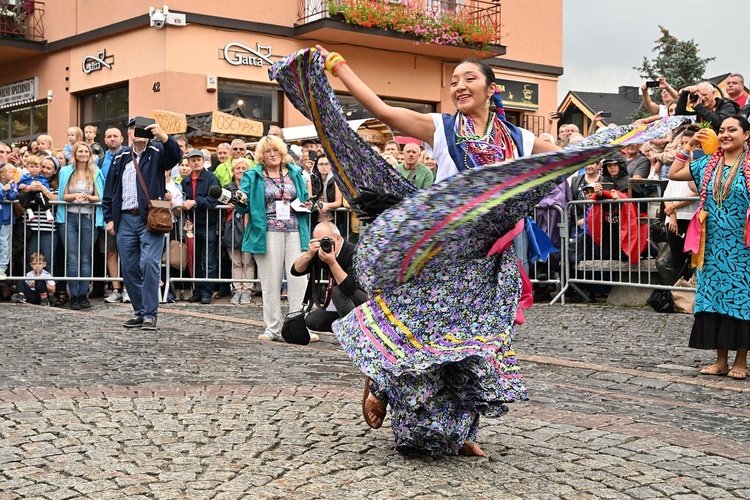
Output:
[558, 1, 750, 102]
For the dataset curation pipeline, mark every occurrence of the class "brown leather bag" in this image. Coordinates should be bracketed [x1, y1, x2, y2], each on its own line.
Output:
[132, 151, 173, 234]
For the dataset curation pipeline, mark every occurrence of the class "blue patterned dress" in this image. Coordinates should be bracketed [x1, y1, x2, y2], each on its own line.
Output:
[689, 155, 750, 348]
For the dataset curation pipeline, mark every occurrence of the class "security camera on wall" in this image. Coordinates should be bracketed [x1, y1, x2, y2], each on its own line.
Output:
[149, 6, 167, 29]
[149, 5, 186, 28]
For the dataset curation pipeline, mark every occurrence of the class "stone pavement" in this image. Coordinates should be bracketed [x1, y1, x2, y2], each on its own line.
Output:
[0, 298, 749, 499]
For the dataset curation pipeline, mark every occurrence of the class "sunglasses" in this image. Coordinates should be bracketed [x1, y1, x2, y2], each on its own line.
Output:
[232, 147, 245, 151]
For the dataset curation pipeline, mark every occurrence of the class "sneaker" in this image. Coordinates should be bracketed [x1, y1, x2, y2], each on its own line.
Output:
[26, 208, 35, 222]
[45, 209, 54, 222]
[230, 292, 241, 305]
[308, 332, 320, 343]
[70, 295, 81, 310]
[201, 295, 211, 305]
[141, 318, 157, 331]
[240, 291, 253, 305]
[104, 289, 123, 303]
[258, 331, 278, 341]
[123, 316, 144, 328]
[122, 290, 131, 303]
[10, 293, 26, 303]
[79, 295, 92, 309]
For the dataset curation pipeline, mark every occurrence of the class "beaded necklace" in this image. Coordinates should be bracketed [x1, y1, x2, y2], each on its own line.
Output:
[455, 112, 517, 168]
[698, 148, 750, 211]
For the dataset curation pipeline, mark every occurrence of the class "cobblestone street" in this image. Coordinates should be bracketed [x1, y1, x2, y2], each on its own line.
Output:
[1, 300, 748, 498]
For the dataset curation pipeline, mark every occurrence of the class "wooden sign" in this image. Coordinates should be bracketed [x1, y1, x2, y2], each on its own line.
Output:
[210, 110, 263, 137]
[151, 109, 187, 134]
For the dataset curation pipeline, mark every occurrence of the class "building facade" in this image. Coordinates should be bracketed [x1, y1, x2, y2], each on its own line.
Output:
[0, 0, 562, 147]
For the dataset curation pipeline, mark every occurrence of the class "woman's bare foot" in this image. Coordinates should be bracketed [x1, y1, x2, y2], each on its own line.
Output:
[362, 378, 386, 429]
[459, 441, 484, 456]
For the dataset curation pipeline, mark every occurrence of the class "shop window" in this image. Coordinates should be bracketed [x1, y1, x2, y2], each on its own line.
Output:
[79, 84, 129, 144]
[218, 80, 282, 125]
[0, 101, 48, 145]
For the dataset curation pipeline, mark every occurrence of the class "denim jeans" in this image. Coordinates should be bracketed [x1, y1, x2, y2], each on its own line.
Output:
[117, 213, 164, 320]
[64, 212, 93, 296]
[0, 224, 10, 274]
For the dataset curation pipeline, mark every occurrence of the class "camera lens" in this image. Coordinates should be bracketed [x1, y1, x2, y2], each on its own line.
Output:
[320, 237, 333, 253]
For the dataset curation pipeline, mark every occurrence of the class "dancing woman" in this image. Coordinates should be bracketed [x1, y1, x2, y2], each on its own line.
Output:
[311, 47, 559, 457]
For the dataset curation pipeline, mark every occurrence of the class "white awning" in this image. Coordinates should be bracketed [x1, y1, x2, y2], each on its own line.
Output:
[282, 118, 392, 143]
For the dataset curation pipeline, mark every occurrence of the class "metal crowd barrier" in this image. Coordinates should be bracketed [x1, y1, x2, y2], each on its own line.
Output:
[557, 195, 699, 303]
[3, 196, 699, 307]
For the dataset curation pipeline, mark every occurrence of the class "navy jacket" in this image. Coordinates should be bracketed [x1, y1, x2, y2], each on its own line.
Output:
[102, 137, 182, 231]
[181, 169, 220, 227]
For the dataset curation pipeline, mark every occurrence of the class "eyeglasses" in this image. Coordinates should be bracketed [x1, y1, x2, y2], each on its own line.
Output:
[232, 147, 245, 151]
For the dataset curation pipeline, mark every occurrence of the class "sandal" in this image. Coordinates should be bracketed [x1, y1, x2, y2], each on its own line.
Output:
[362, 377, 386, 429]
[728, 367, 747, 380]
[53, 293, 68, 308]
[699, 364, 730, 376]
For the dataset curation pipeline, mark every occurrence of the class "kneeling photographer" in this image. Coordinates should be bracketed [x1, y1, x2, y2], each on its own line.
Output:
[291, 221, 367, 333]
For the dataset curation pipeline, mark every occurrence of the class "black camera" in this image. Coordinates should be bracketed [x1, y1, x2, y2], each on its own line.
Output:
[319, 237, 334, 253]
[689, 93, 699, 103]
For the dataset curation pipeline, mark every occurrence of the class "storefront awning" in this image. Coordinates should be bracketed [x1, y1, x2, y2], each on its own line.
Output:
[282, 118, 392, 144]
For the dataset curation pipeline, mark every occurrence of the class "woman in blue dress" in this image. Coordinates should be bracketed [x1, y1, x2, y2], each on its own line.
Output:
[668, 115, 750, 380]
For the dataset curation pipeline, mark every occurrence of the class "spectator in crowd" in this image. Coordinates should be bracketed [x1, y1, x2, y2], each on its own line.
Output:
[383, 140, 400, 157]
[675, 81, 739, 132]
[11, 251, 55, 306]
[397, 143, 434, 188]
[570, 160, 602, 201]
[215, 139, 247, 188]
[420, 151, 437, 174]
[235, 135, 311, 341]
[163, 168, 184, 303]
[0, 162, 18, 281]
[169, 134, 190, 180]
[622, 143, 650, 196]
[309, 155, 342, 226]
[36, 135, 54, 155]
[83, 125, 105, 161]
[98, 128, 126, 303]
[181, 149, 220, 304]
[538, 132, 556, 145]
[53, 149, 66, 169]
[174, 158, 190, 185]
[725, 73, 747, 109]
[298, 149, 315, 182]
[210, 143, 230, 174]
[668, 114, 750, 380]
[641, 78, 676, 117]
[27, 157, 60, 280]
[0, 142, 16, 167]
[17, 155, 54, 222]
[268, 125, 299, 162]
[224, 157, 255, 305]
[64, 127, 84, 164]
[102, 117, 182, 331]
[291, 221, 367, 340]
[600, 154, 630, 193]
[57, 142, 105, 310]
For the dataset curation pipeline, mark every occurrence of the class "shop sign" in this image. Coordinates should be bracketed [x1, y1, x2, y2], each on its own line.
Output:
[221, 42, 273, 67]
[82, 49, 115, 74]
[495, 79, 539, 111]
[210, 110, 263, 137]
[0, 77, 38, 107]
[152, 109, 187, 134]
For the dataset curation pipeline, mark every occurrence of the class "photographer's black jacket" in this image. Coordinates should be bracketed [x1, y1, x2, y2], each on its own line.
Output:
[675, 92, 739, 131]
[291, 240, 360, 297]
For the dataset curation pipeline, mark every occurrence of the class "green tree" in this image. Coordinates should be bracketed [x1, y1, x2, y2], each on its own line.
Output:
[635, 25, 715, 91]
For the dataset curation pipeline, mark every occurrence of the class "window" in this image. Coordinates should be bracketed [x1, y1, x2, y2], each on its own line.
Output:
[0, 101, 48, 145]
[79, 84, 129, 144]
[218, 80, 282, 125]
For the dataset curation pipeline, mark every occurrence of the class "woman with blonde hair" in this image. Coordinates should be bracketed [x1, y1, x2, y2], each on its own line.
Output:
[56, 142, 105, 310]
[235, 135, 312, 340]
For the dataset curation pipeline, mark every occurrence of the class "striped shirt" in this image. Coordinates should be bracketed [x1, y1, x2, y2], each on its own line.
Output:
[121, 158, 138, 210]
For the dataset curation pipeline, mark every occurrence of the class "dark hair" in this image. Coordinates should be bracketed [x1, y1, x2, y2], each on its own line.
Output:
[722, 114, 750, 133]
[458, 58, 495, 87]
[312, 154, 329, 176]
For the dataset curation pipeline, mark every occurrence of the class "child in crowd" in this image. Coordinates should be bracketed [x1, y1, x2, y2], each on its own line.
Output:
[36, 135, 54, 155]
[63, 126, 83, 164]
[11, 251, 55, 305]
[17, 156, 54, 222]
[83, 125, 104, 160]
[0, 163, 18, 280]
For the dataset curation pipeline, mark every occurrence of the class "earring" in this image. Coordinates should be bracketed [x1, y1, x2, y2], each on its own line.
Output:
[485, 99, 491, 109]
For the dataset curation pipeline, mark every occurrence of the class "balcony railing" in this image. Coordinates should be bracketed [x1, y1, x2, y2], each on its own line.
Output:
[298, 0, 502, 48]
[0, 0, 45, 41]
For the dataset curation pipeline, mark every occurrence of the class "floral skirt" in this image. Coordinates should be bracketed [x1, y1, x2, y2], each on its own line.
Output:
[334, 249, 528, 456]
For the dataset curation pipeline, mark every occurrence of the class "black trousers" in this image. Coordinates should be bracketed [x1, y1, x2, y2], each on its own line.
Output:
[305, 286, 368, 333]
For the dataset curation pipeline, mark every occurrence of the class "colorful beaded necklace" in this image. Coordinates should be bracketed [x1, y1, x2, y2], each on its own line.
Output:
[455, 112, 517, 168]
